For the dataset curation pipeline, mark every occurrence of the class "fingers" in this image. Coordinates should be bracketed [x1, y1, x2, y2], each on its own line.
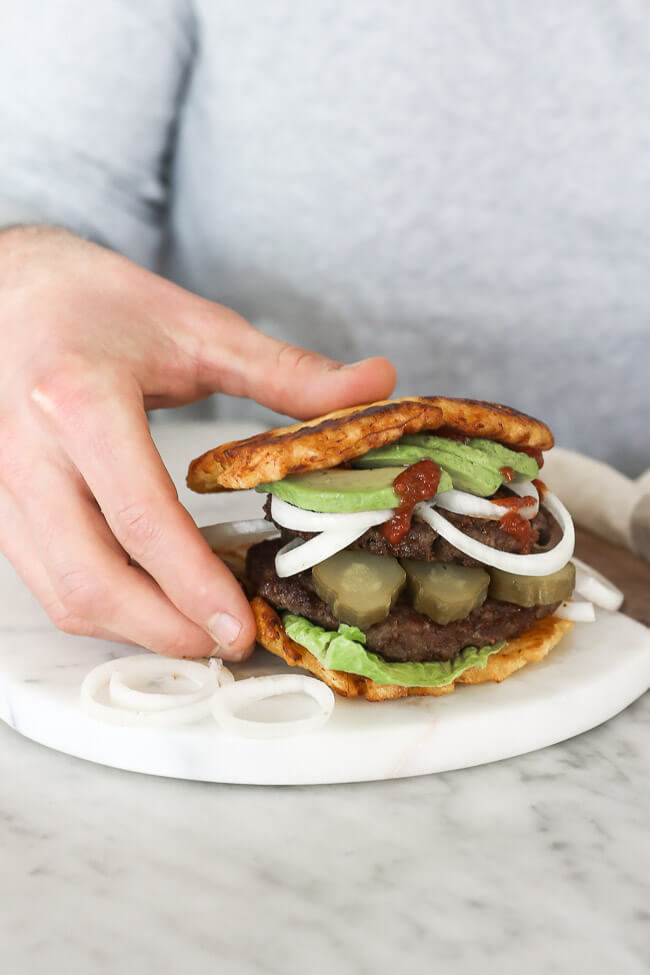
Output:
[215, 322, 397, 419]
[30, 366, 257, 659]
[171, 302, 397, 419]
[15, 461, 222, 656]
[0, 485, 134, 644]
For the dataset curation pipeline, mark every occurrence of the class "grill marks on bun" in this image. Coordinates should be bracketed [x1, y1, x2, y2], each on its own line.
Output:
[187, 396, 553, 493]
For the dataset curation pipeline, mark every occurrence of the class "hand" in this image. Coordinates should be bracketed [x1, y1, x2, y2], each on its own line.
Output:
[0, 227, 396, 660]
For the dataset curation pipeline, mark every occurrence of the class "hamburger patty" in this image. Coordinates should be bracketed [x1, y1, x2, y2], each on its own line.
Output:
[247, 538, 560, 663]
[263, 494, 561, 565]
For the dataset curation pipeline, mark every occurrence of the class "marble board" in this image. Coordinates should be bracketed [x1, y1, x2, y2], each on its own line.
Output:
[0, 422, 648, 785]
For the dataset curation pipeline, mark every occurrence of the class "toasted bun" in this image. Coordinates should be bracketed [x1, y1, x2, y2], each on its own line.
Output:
[250, 596, 573, 702]
[187, 396, 553, 493]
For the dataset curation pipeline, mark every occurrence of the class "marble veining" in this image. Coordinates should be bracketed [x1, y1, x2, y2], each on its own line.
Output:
[0, 696, 648, 974]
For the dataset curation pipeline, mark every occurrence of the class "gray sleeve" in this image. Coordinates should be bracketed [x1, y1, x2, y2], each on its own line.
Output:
[0, 0, 194, 268]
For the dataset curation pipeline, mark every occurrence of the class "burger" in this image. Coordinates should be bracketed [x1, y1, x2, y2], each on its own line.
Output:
[187, 396, 577, 701]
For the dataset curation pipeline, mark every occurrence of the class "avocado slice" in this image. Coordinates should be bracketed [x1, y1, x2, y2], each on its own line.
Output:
[312, 550, 406, 629]
[256, 467, 404, 512]
[469, 439, 539, 480]
[353, 444, 436, 468]
[399, 435, 504, 496]
[257, 464, 450, 512]
[352, 446, 452, 491]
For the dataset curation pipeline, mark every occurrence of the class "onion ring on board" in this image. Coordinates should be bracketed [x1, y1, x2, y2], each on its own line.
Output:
[212, 674, 335, 739]
[554, 600, 596, 622]
[571, 557, 624, 611]
[81, 655, 231, 728]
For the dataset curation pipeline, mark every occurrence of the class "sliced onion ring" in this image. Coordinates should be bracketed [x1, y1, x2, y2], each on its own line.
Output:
[108, 657, 219, 712]
[415, 490, 575, 577]
[212, 675, 335, 739]
[271, 495, 394, 533]
[571, 557, 624, 611]
[508, 479, 540, 516]
[435, 485, 538, 521]
[554, 600, 596, 622]
[81, 655, 231, 728]
[208, 656, 236, 686]
[275, 518, 388, 577]
[509, 479, 539, 502]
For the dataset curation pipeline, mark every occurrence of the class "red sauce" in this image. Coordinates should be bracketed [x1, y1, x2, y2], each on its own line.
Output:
[514, 444, 545, 469]
[500, 466, 515, 482]
[533, 478, 547, 500]
[492, 494, 537, 512]
[498, 510, 539, 553]
[382, 460, 442, 545]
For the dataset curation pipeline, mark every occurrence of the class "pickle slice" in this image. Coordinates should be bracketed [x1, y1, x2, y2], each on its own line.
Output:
[488, 562, 576, 607]
[312, 551, 406, 630]
[401, 560, 490, 624]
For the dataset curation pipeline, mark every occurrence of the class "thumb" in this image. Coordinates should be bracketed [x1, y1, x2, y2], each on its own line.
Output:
[197, 310, 397, 419]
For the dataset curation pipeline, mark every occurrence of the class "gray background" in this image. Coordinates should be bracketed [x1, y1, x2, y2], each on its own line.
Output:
[1, 0, 649, 473]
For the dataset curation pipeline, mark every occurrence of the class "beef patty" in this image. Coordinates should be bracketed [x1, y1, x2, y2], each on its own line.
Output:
[247, 538, 559, 663]
[263, 494, 561, 566]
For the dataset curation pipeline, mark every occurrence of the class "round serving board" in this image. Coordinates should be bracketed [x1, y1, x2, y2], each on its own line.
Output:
[0, 421, 648, 785]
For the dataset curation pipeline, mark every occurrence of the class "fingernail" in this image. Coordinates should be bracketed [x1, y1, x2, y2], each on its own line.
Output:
[209, 642, 254, 663]
[341, 359, 367, 369]
[205, 611, 242, 650]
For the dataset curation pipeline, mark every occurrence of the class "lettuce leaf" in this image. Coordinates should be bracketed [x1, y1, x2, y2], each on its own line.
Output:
[283, 613, 505, 688]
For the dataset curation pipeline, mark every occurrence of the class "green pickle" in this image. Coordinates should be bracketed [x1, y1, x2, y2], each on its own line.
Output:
[312, 551, 406, 630]
[488, 562, 575, 607]
[400, 560, 490, 625]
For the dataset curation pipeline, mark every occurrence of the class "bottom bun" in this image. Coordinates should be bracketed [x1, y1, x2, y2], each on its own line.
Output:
[250, 597, 574, 702]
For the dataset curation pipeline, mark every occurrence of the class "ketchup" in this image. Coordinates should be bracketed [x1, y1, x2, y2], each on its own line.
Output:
[500, 466, 515, 482]
[492, 494, 537, 512]
[497, 510, 538, 553]
[382, 460, 441, 545]
[533, 478, 547, 500]
[515, 445, 544, 469]
[492, 491, 539, 552]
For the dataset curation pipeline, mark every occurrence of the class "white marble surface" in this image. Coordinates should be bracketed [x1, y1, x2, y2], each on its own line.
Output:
[1, 696, 648, 974]
[1, 604, 648, 786]
[1, 421, 649, 971]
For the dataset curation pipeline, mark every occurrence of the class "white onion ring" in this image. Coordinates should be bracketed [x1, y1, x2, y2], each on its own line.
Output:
[271, 495, 394, 533]
[81, 655, 231, 728]
[435, 484, 538, 521]
[415, 490, 575, 576]
[509, 479, 539, 503]
[108, 657, 219, 712]
[208, 656, 236, 686]
[275, 521, 384, 577]
[554, 600, 596, 622]
[571, 557, 624, 611]
[211, 675, 335, 739]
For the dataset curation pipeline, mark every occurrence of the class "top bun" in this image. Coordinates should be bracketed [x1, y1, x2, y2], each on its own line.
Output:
[186, 395, 553, 494]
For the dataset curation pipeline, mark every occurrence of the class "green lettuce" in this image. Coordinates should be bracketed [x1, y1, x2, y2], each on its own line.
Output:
[283, 613, 505, 688]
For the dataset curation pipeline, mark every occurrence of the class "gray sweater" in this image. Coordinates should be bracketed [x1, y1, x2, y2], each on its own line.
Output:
[1, 1, 649, 473]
